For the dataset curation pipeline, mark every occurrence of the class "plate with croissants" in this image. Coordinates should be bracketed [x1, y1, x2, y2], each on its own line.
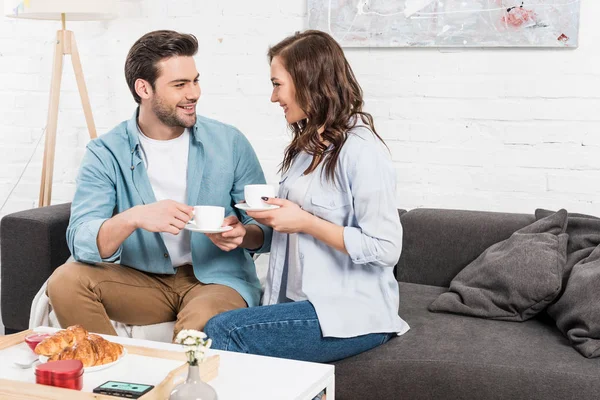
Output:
[34, 325, 126, 372]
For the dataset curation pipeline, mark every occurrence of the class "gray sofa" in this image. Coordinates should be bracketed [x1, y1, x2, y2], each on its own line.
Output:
[2, 204, 600, 399]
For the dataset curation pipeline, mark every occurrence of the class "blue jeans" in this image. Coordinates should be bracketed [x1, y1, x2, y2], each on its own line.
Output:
[204, 300, 394, 363]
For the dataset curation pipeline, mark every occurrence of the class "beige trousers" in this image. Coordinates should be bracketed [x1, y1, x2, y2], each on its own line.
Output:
[47, 262, 247, 340]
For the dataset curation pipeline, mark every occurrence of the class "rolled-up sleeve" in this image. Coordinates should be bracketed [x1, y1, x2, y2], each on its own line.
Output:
[230, 130, 273, 253]
[67, 143, 121, 264]
[342, 135, 402, 267]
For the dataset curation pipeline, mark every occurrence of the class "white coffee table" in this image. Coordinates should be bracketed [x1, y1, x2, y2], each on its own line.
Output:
[1, 327, 335, 400]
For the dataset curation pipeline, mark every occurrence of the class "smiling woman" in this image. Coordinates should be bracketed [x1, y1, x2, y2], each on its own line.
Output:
[204, 31, 409, 370]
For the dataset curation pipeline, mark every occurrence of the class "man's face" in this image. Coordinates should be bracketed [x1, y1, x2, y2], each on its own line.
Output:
[149, 56, 201, 128]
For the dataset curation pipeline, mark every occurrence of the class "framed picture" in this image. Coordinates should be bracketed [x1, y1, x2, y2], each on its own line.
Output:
[308, 0, 581, 47]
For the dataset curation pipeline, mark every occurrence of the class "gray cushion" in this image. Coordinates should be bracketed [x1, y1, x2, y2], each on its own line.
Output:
[535, 209, 600, 255]
[536, 210, 600, 335]
[535, 209, 600, 298]
[551, 244, 600, 358]
[428, 210, 568, 321]
[334, 282, 600, 400]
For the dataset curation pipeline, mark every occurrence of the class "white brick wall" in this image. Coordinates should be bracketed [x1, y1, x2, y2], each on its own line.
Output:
[0, 0, 598, 218]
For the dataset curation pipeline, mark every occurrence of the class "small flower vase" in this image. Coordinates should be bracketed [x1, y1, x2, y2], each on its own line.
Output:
[169, 364, 218, 400]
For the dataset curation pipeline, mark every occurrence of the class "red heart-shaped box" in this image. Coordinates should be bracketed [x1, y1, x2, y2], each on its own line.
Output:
[35, 359, 84, 391]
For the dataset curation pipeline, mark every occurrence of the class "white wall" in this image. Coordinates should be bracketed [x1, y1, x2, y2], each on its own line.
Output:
[0, 0, 598, 217]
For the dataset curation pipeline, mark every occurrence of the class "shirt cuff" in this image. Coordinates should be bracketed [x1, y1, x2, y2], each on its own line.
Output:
[244, 221, 272, 254]
[343, 226, 378, 264]
[73, 218, 122, 264]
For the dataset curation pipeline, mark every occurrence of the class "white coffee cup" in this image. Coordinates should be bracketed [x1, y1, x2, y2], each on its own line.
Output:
[244, 184, 276, 209]
[189, 206, 225, 230]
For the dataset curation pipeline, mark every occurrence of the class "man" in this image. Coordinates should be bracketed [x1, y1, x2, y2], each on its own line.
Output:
[47, 30, 271, 339]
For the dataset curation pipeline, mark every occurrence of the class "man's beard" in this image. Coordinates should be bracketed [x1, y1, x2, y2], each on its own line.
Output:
[151, 96, 196, 128]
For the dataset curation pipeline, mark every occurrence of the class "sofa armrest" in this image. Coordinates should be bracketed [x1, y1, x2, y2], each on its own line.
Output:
[1, 203, 71, 333]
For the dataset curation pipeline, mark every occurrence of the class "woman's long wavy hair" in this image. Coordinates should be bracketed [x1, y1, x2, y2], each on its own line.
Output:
[268, 30, 385, 182]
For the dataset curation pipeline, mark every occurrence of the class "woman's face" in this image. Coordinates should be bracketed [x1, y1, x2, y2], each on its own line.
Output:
[270, 56, 307, 124]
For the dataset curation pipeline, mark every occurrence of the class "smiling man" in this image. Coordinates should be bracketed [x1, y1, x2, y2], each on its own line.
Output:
[46, 31, 272, 340]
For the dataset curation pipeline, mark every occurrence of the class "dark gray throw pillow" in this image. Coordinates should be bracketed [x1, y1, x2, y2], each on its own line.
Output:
[550, 244, 600, 358]
[535, 208, 600, 286]
[428, 210, 568, 321]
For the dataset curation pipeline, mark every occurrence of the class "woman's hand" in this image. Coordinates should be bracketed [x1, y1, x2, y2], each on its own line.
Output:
[246, 197, 314, 234]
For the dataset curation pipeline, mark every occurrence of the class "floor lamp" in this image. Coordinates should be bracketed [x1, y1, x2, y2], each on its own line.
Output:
[4, 0, 117, 207]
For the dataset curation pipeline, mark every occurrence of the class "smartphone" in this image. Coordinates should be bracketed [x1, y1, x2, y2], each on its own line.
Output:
[93, 380, 154, 399]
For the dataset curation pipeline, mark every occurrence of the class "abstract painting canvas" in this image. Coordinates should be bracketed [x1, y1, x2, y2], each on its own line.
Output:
[308, 0, 581, 47]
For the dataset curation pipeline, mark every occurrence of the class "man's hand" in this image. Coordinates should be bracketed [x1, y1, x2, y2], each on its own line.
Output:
[206, 215, 246, 251]
[131, 200, 194, 235]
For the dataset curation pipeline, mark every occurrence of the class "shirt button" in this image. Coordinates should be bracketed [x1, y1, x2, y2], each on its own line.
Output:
[130, 165, 135, 170]
[299, 253, 304, 260]
[164, 253, 169, 258]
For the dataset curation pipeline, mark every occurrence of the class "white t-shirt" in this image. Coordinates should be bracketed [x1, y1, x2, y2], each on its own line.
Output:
[279, 158, 314, 302]
[138, 127, 192, 267]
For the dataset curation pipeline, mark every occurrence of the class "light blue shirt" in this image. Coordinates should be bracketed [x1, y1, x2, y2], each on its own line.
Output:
[263, 123, 410, 338]
[67, 109, 272, 307]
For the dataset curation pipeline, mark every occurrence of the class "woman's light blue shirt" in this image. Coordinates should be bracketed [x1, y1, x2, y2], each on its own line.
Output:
[263, 123, 410, 338]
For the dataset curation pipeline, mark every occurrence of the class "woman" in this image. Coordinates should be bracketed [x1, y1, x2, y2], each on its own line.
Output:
[204, 30, 409, 363]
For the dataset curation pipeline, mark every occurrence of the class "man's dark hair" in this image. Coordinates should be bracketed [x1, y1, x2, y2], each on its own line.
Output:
[125, 30, 198, 104]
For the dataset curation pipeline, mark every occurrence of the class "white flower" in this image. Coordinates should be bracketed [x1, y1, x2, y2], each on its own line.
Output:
[175, 329, 212, 365]
[174, 330, 191, 344]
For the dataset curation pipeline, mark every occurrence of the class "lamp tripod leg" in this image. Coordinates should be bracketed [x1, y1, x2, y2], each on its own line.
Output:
[70, 31, 97, 140]
[39, 31, 65, 208]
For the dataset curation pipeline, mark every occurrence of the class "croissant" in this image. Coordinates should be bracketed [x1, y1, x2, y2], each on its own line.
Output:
[34, 325, 89, 356]
[50, 338, 97, 367]
[88, 334, 123, 365]
[46, 332, 124, 367]
[66, 325, 88, 343]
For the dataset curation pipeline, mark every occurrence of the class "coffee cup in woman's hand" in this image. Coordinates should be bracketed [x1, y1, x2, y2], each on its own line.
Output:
[244, 184, 276, 209]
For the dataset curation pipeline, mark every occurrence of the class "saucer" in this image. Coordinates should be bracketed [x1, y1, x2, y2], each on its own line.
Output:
[235, 203, 280, 212]
[184, 225, 233, 234]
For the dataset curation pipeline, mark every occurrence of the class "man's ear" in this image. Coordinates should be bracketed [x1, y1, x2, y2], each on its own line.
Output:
[135, 79, 153, 101]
